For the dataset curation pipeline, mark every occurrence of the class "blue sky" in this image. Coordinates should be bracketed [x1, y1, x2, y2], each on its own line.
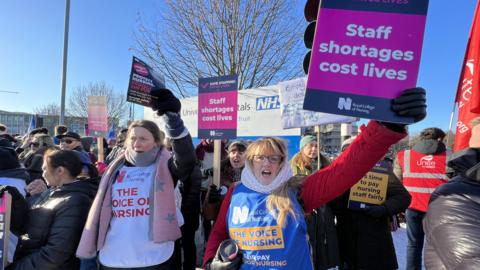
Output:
[0, 1, 477, 134]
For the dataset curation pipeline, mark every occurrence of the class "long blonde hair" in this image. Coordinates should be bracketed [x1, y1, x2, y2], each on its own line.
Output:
[246, 137, 303, 227]
[291, 152, 312, 174]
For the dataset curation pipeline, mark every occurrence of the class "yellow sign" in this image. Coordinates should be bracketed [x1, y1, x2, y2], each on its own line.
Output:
[349, 171, 388, 205]
[229, 225, 285, 251]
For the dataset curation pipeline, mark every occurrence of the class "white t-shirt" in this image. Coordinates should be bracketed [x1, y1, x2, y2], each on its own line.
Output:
[99, 164, 183, 268]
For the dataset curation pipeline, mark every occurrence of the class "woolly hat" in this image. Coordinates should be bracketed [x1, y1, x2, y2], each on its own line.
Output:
[227, 141, 247, 153]
[56, 131, 81, 141]
[299, 135, 316, 150]
[0, 138, 20, 170]
[341, 136, 357, 152]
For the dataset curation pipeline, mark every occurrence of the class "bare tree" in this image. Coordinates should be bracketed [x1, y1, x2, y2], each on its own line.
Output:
[34, 103, 61, 116]
[68, 81, 128, 124]
[133, 0, 303, 97]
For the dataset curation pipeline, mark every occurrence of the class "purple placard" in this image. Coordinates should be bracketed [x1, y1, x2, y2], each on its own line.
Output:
[305, 0, 429, 123]
[198, 75, 238, 139]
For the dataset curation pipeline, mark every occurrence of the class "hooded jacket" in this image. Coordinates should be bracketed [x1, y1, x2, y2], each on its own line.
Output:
[423, 148, 480, 270]
[8, 179, 97, 270]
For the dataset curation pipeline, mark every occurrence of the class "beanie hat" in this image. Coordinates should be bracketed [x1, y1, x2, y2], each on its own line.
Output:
[341, 136, 357, 152]
[0, 139, 20, 170]
[299, 135, 316, 150]
[227, 141, 247, 153]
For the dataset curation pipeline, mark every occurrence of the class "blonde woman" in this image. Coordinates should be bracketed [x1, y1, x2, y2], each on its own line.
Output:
[203, 86, 428, 270]
[290, 135, 330, 176]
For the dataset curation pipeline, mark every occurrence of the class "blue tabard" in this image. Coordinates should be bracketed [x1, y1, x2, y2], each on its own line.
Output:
[227, 183, 313, 270]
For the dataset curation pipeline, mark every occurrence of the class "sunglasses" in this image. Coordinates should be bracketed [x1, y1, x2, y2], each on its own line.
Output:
[252, 155, 283, 164]
[60, 139, 76, 144]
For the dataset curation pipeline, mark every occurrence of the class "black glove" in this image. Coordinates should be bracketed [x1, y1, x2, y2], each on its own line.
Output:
[0, 185, 28, 235]
[380, 87, 427, 131]
[392, 87, 427, 121]
[204, 168, 214, 177]
[208, 185, 223, 204]
[206, 239, 242, 270]
[150, 88, 181, 116]
[364, 205, 387, 218]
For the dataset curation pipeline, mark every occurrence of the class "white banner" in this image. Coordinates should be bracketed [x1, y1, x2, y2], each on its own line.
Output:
[278, 77, 357, 129]
[144, 87, 300, 137]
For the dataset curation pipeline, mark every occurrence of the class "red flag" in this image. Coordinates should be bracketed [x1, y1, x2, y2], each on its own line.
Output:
[454, 1, 480, 152]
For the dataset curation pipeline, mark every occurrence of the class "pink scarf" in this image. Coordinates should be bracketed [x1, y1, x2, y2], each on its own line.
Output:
[76, 148, 181, 258]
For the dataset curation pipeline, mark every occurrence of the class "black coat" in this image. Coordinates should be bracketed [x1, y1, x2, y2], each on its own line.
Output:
[330, 161, 411, 270]
[9, 179, 97, 270]
[424, 148, 480, 270]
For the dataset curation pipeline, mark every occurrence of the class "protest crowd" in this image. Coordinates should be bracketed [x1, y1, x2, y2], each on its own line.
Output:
[2, 1, 480, 269]
[0, 81, 479, 270]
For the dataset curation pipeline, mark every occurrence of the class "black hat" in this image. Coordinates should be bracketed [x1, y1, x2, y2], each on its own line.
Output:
[56, 131, 81, 141]
[0, 139, 20, 170]
[29, 127, 49, 136]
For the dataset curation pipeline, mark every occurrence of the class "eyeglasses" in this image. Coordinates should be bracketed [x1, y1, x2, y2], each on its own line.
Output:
[60, 139, 76, 144]
[252, 155, 283, 164]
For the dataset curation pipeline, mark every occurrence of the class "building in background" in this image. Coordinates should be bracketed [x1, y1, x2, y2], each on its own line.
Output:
[303, 122, 359, 154]
[0, 110, 88, 135]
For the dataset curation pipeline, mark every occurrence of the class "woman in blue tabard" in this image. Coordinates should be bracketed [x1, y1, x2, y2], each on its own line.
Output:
[203, 122, 407, 270]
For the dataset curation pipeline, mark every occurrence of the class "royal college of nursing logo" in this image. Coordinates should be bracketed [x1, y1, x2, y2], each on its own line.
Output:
[338, 97, 352, 110]
[232, 206, 249, 225]
[417, 155, 436, 169]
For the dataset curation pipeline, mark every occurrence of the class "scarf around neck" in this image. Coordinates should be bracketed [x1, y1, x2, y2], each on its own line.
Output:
[124, 146, 159, 167]
[241, 162, 293, 194]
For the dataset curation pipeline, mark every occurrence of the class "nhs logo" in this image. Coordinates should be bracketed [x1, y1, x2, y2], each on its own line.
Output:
[256, 96, 280, 110]
[338, 97, 352, 110]
[232, 206, 249, 224]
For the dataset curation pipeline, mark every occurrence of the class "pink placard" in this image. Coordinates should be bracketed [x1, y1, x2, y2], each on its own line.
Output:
[198, 91, 237, 129]
[307, 8, 426, 98]
[88, 96, 108, 135]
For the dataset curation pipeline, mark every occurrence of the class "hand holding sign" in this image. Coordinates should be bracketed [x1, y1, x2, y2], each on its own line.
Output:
[150, 88, 181, 116]
[380, 87, 427, 132]
[391, 87, 427, 121]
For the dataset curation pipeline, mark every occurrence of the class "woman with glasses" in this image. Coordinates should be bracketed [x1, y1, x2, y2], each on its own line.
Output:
[21, 133, 55, 184]
[202, 87, 428, 270]
[8, 149, 97, 270]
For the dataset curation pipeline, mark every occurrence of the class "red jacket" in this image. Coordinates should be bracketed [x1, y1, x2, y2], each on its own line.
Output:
[203, 121, 406, 265]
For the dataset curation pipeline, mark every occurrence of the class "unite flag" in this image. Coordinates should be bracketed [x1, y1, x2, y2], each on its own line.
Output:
[454, 1, 480, 152]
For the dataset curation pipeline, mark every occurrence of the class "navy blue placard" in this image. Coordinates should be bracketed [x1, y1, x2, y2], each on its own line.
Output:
[126, 56, 166, 107]
[303, 89, 414, 124]
[198, 75, 238, 94]
[321, 0, 429, 15]
[198, 129, 237, 140]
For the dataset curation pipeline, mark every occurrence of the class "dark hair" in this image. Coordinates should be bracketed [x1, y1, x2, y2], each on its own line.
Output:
[0, 124, 6, 132]
[54, 125, 68, 135]
[127, 120, 164, 145]
[420, 128, 446, 141]
[44, 149, 83, 178]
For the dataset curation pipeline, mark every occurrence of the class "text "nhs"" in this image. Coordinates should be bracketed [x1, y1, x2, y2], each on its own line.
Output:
[256, 96, 280, 110]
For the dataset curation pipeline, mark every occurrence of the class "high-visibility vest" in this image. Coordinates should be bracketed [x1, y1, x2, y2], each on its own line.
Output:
[398, 149, 448, 212]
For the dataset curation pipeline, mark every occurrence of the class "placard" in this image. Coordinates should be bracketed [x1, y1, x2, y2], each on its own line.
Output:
[279, 77, 356, 129]
[198, 75, 238, 139]
[348, 162, 389, 208]
[126, 56, 166, 106]
[0, 193, 11, 269]
[87, 96, 108, 137]
[304, 0, 429, 123]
